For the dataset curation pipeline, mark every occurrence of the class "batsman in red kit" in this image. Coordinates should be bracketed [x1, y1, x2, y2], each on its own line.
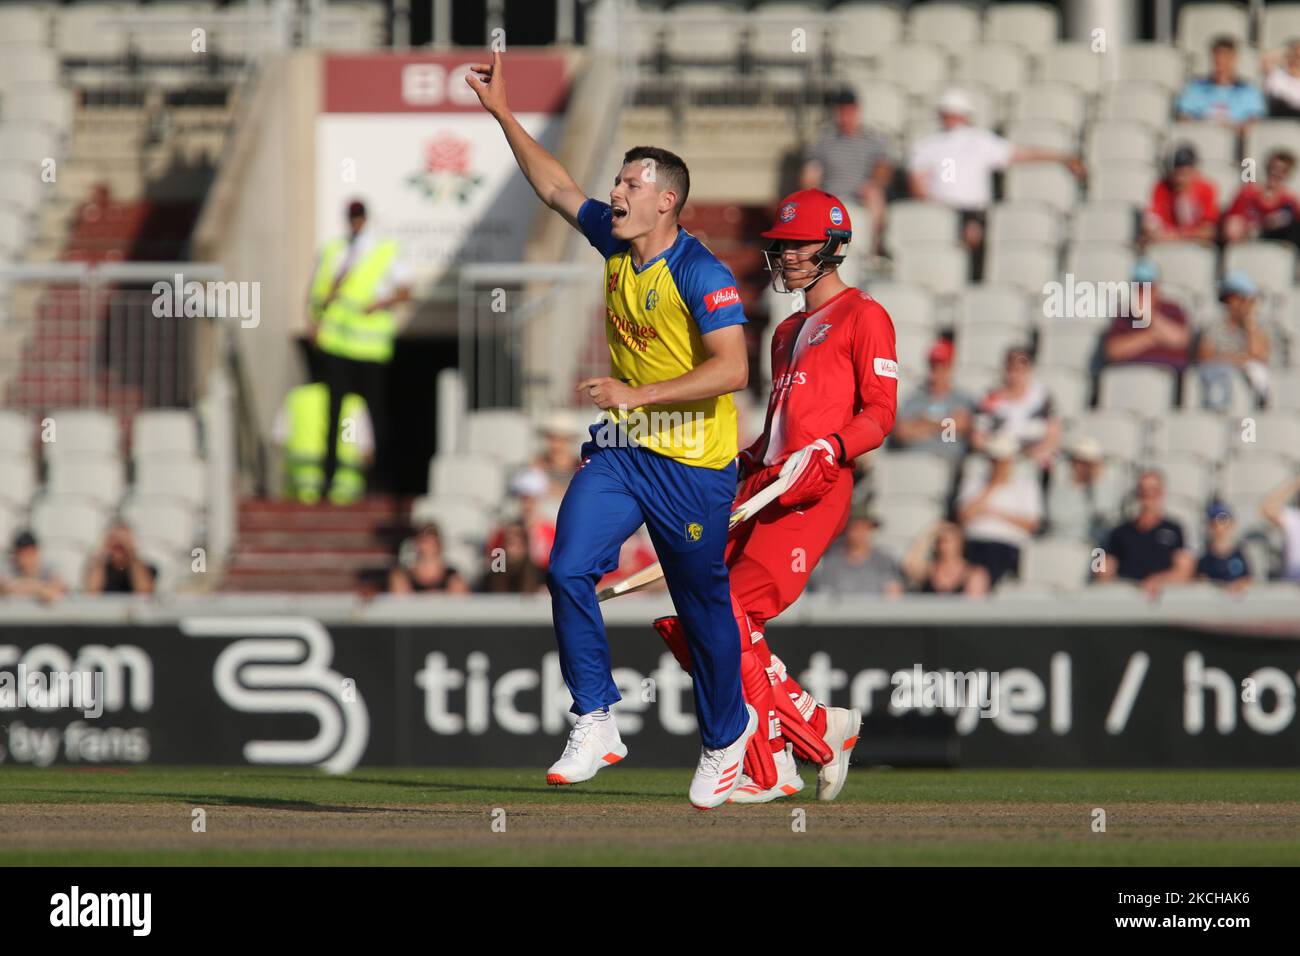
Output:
[653, 189, 898, 802]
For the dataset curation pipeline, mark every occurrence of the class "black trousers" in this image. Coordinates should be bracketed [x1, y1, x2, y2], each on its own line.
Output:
[318, 349, 390, 495]
[964, 539, 1021, 588]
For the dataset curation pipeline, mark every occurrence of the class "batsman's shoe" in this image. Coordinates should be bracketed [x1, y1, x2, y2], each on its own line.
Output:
[728, 744, 803, 804]
[689, 704, 758, 810]
[816, 706, 861, 801]
[546, 711, 627, 786]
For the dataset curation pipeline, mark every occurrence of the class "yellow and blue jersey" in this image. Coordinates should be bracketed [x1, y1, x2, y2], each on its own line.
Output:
[577, 198, 747, 470]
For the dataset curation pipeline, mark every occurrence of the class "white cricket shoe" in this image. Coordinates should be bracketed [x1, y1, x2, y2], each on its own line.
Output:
[816, 706, 862, 801]
[546, 710, 627, 786]
[728, 744, 803, 804]
[689, 704, 758, 810]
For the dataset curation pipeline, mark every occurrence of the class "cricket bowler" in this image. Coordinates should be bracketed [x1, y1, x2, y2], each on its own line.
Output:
[467, 52, 757, 808]
[653, 189, 899, 802]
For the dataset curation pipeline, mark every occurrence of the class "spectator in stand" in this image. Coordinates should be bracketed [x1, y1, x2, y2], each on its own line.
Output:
[489, 467, 557, 571]
[1261, 474, 1300, 582]
[1096, 470, 1195, 597]
[902, 520, 990, 596]
[1224, 149, 1300, 246]
[1263, 40, 1300, 117]
[1197, 501, 1251, 593]
[1143, 144, 1220, 245]
[2, 530, 66, 603]
[1103, 261, 1191, 373]
[890, 338, 975, 466]
[956, 433, 1043, 587]
[533, 412, 583, 500]
[801, 87, 894, 265]
[1176, 35, 1266, 130]
[908, 88, 1085, 280]
[1196, 271, 1271, 410]
[479, 520, 547, 594]
[84, 523, 156, 595]
[1047, 436, 1111, 546]
[809, 508, 904, 598]
[388, 523, 470, 594]
[970, 346, 1061, 469]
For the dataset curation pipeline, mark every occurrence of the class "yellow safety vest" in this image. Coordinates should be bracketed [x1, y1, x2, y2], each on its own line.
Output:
[310, 236, 400, 364]
[283, 383, 368, 504]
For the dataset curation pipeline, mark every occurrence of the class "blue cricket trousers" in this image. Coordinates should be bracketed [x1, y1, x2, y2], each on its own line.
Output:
[546, 430, 748, 750]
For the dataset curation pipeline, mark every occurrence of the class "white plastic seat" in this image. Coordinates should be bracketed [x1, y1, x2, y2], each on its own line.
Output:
[31, 497, 109, 551]
[133, 457, 206, 509]
[1020, 536, 1093, 591]
[42, 408, 118, 460]
[955, 43, 1031, 97]
[953, 320, 1026, 370]
[1067, 241, 1136, 286]
[40, 546, 86, 591]
[1245, 121, 1300, 169]
[1272, 369, 1300, 411]
[428, 454, 506, 508]
[1090, 161, 1157, 208]
[1161, 457, 1213, 504]
[1013, 81, 1087, 132]
[1039, 365, 1090, 419]
[409, 494, 493, 549]
[1223, 242, 1296, 298]
[1117, 43, 1188, 92]
[1040, 42, 1107, 95]
[958, 285, 1032, 333]
[1087, 120, 1160, 166]
[1169, 121, 1237, 165]
[1220, 455, 1293, 509]
[47, 456, 125, 510]
[987, 201, 1061, 247]
[907, 3, 981, 55]
[1071, 201, 1138, 244]
[985, 240, 1059, 295]
[1037, 323, 1105, 369]
[1177, 3, 1250, 60]
[1263, 4, 1300, 50]
[0, 460, 36, 511]
[665, 3, 745, 59]
[1183, 369, 1254, 416]
[1004, 163, 1079, 215]
[1066, 411, 1147, 465]
[0, 6, 52, 46]
[871, 451, 953, 504]
[893, 241, 968, 296]
[1233, 411, 1300, 465]
[875, 43, 950, 100]
[885, 200, 959, 249]
[1151, 409, 1231, 463]
[1146, 242, 1218, 300]
[0, 51, 59, 86]
[865, 281, 935, 331]
[854, 80, 908, 136]
[871, 499, 942, 545]
[829, 4, 903, 59]
[1097, 364, 1177, 414]
[986, 3, 1059, 55]
[1004, 118, 1076, 153]
[1099, 81, 1172, 128]
[132, 409, 199, 461]
[464, 409, 533, 466]
[123, 499, 197, 554]
[0, 409, 33, 458]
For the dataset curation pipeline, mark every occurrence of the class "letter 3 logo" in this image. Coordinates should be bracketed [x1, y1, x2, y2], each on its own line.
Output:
[181, 617, 369, 774]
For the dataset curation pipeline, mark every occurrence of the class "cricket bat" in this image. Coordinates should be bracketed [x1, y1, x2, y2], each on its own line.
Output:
[596, 446, 814, 603]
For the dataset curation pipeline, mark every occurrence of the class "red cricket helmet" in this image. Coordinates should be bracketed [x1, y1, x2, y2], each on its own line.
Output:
[762, 189, 852, 294]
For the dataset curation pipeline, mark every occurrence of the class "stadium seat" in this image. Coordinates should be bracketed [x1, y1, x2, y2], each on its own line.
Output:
[1147, 242, 1219, 303]
[871, 451, 953, 505]
[1169, 121, 1237, 166]
[907, 3, 981, 55]
[985, 240, 1058, 295]
[957, 284, 1032, 333]
[1071, 201, 1138, 244]
[1086, 120, 1160, 167]
[40, 545, 86, 591]
[1116, 43, 1188, 92]
[464, 409, 533, 466]
[893, 241, 968, 296]
[1232, 411, 1300, 465]
[893, 324, 935, 381]
[31, 497, 109, 551]
[953, 320, 1025, 370]
[1198, 160, 1242, 210]
[1039, 365, 1090, 419]
[1066, 241, 1135, 286]
[1099, 81, 1172, 129]
[123, 499, 197, 554]
[0, 6, 51, 46]
[1004, 163, 1079, 215]
[1067, 411, 1148, 465]
[854, 80, 908, 136]
[0, 408, 32, 458]
[1245, 121, 1300, 169]
[1090, 161, 1158, 208]
[987, 201, 1061, 247]
[665, 3, 745, 60]
[1004, 119, 1077, 154]
[1019, 537, 1093, 591]
[0, 50, 59, 86]
[1262, 3, 1300, 50]
[1151, 409, 1232, 464]
[872, 499, 942, 547]
[42, 408, 118, 460]
[955, 43, 1031, 98]
[829, 3, 903, 59]
[866, 281, 935, 331]
[1013, 81, 1087, 133]
[1183, 368, 1255, 416]
[985, 3, 1059, 55]
[747, 3, 826, 61]
[885, 200, 958, 249]
[1223, 242, 1296, 298]
[1177, 3, 1250, 61]
[1161, 456, 1213, 503]
[132, 409, 200, 461]
[410, 494, 493, 550]
[1096, 364, 1177, 414]
[47, 456, 126, 510]
[1040, 42, 1107, 96]
[953, 364, 998, 399]
[0, 460, 36, 511]
[1272, 368, 1300, 411]
[1219, 455, 1293, 517]
[875, 43, 950, 99]
[133, 457, 206, 509]
[1037, 323, 1104, 370]
[428, 454, 507, 509]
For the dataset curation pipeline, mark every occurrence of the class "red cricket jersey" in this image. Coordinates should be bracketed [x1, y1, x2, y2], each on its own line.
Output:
[747, 287, 899, 466]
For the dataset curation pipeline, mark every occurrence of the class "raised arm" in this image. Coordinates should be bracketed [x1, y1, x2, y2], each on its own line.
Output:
[466, 51, 587, 229]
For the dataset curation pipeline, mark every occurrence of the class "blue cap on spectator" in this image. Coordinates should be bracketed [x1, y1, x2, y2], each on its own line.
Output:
[1220, 270, 1258, 299]
[1133, 259, 1158, 283]
[1207, 500, 1233, 522]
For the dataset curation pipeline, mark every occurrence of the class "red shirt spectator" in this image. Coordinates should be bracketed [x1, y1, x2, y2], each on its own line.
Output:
[1224, 149, 1300, 244]
[1143, 144, 1219, 243]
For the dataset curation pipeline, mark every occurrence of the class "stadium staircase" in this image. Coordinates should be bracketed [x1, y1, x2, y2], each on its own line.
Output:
[224, 497, 412, 593]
